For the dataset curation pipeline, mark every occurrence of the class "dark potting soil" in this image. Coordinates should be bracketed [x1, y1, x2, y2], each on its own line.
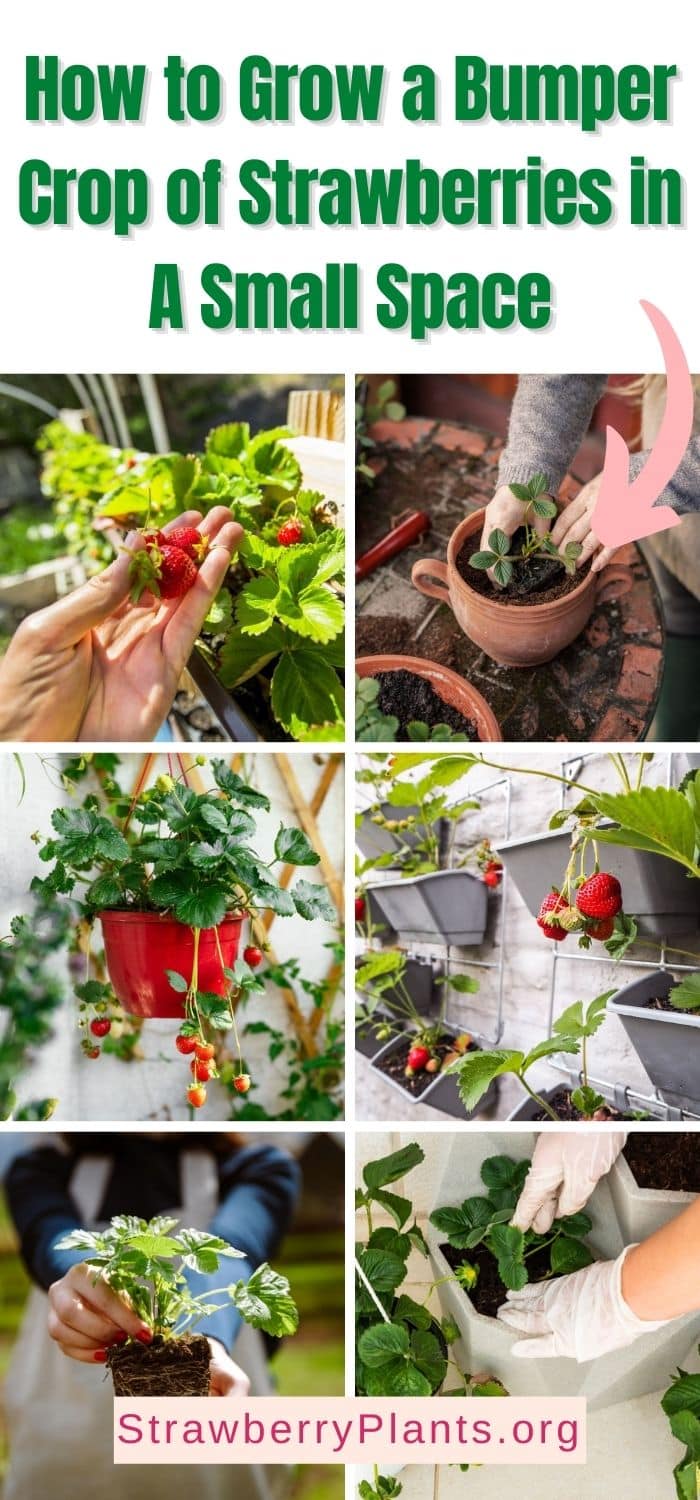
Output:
[376, 1032, 476, 1098]
[107, 1333, 211, 1396]
[439, 1240, 558, 1321]
[375, 669, 477, 741]
[456, 528, 591, 606]
[643, 991, 690, 1014]
[525, 1087, 625, 1123]
[623, 1134, 700, 1194]
[357, 614, 413, 657]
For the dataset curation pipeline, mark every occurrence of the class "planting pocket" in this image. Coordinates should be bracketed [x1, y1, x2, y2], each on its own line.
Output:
[610, 971, 700, 1114]
[367, 871, 488, 946]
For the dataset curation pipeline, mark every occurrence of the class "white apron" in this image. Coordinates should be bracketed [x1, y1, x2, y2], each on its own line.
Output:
[2, 1150, 289, 1500]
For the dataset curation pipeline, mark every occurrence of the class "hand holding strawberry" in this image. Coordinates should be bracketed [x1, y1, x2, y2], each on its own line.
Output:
[0, 508, 243, 742]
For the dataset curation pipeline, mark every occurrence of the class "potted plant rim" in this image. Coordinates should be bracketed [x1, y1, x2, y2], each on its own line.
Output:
[356, 658, 502, 741]
[57, 1214, 298, 1395]
[607, 1134, 699, 1245]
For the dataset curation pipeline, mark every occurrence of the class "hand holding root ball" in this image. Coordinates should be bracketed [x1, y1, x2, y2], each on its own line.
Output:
[0, 508, 242, 743]
[47, 1264, 250, 1394]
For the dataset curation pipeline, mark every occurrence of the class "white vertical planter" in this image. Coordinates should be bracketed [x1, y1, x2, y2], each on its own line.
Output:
[425, 1132, 700, 1410]
[608, 1151, 695, 1245]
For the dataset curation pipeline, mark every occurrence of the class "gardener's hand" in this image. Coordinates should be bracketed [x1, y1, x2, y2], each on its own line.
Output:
[550, 473, 618, 573]
[497, 1247, 672, 1361]
[511, 1131, 626, 1234]
[480, 484, 555, 584]
[0, 508, 242, 743]
[207, 1339, 251, 1397]
[47, 1262, 150, 1362]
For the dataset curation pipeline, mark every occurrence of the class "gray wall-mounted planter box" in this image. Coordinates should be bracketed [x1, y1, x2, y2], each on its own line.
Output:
[608, 1151, 695, 1245]
[425, 1132, 699, 1409]
[367, 871, 487, 946]
[497, 826, 699, 938]
[355, 957, 438, 1057]
[356, 804, 445, 865]
[610, 971, 700, 1114]
[370, 1026, 497, 1119]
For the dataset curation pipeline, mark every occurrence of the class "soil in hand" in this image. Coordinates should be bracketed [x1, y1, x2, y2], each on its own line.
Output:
[525, 1087, 624, 1122]
[107, 1333, 211, 1396]
[375, 1032, 477, 1098]
[624, 1133, 700, 1194]
[456, 528, 591, 606]
[438, 1240, 558, 1320]
[375, 669, 477, 740]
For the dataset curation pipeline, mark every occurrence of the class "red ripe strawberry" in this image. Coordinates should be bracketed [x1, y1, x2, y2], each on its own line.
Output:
[483, 870, 500, 888]
[85, 1046, 101, 1059]
[243, 945, 264, 968]
[355, 896, 366, 922]
[407, 1044, 431, 1071]
[191, 1058, 213, 1083]
[175, 1033, 199, 1055]
[586, 915, 615, 941]
[157, 544, 198, 599]
[166, 526, 209, 562]
[194, 1041, 215, 1061]
[536, 891, 568, 941]
[89, 1018, 111, 1038]
[277, 519, 303, 546]
[233, 1074, 251, 1094]
[576, 873, 623, 921]
[141, 529, 166, 547]
[187, 1084, 207, 1108]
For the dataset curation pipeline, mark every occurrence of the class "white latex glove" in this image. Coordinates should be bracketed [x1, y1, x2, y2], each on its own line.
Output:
[497, 1246, 673, 1361]
[511, 1131, 627, 1234]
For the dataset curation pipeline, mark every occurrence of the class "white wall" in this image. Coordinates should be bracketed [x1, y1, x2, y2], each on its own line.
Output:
[0, 751, 344, 1120]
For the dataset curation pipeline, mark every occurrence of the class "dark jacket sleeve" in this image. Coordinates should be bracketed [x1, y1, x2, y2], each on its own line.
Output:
[184, 1145, 302, 1354]
[4, 1146, 87, 1289]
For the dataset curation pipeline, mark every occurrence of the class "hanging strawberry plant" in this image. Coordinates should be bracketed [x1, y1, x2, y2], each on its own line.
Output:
[35, 419, 345, 741]
[56, 1214, 298, 1396]
[31, 758, 335, 1111]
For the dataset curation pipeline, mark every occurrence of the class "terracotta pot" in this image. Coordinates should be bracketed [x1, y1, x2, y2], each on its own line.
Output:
[356, 653, 502, 741]
[98, 910, 243, 1019]
[411, 509, 613, 668]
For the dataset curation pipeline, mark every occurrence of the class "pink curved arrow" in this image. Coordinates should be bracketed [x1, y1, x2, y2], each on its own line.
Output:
[592, 300, 692, 547]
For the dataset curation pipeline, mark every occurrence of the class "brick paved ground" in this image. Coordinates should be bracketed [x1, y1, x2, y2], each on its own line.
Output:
[356, 417, 664, 741]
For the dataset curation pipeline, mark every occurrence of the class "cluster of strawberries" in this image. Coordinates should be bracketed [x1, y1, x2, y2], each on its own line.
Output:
[404, 1031, 472, 1078]
[128, 525, 210, 602]
[537, 872, 623, 943]
[174, 943, 264, 1110]
[82, 1015, 113, 1059]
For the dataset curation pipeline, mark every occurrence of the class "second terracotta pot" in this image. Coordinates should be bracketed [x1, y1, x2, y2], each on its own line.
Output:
[98, 910, 243, 1019]
[412, 509, 599, 667]
[356, 654, 502, 740]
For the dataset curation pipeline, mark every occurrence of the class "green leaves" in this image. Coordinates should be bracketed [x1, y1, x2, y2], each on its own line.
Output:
[445, 1049, 524, 1113]
[670, 974, 700, 1014]
[550, 1234, 594, 1275]
[229, 1263, 299, 1337]
[272, 650, 345, 738]
[363, 1142, 425, 1191]
[211, 761, 271, 811]
[489, 1223, 527, 1291]
[591, 786, 699, 875]
[50, 807, 130, 867]
[358, 1323, 445, 1396]
[289, 878, 334, 921]
[469, 528, 514, 587]
[274, 825, 320, 867]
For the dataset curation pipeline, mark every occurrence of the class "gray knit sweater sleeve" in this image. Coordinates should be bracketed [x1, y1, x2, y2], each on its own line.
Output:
[498, 374, 606, 494]
[499, 375, 700, 516]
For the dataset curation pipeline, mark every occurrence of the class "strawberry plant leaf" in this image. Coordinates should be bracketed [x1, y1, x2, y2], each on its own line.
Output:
[274, 825, 320, 867]
[271, 650, 345, 736]
[363, 1142, 424, 1190]
[591, 787, 698, 871]
[550, 1235, 594, 1274]
[218, 624, 287, 687]
[469, 551, 498, 570]
[288, 583, 344, 643]
[291, 879, 335, 921]
[492, 558, 513, 588]
[229, 1263, 299, 1336]
[236, 576, 282, 636]
[172, 885, 229, 929]
[172, 455, 198, 505]
[358, 1322, 410, 1366]
[211, 761, 271, 811]
[85, 874, 123, 908]
[165, 969, 189, 993]
[669, 975, 700, 1013]
[445, 1050, 524, 1112]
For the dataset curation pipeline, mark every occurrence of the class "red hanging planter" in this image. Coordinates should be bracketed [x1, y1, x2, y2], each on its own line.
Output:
[97, 911, 243, 1019]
